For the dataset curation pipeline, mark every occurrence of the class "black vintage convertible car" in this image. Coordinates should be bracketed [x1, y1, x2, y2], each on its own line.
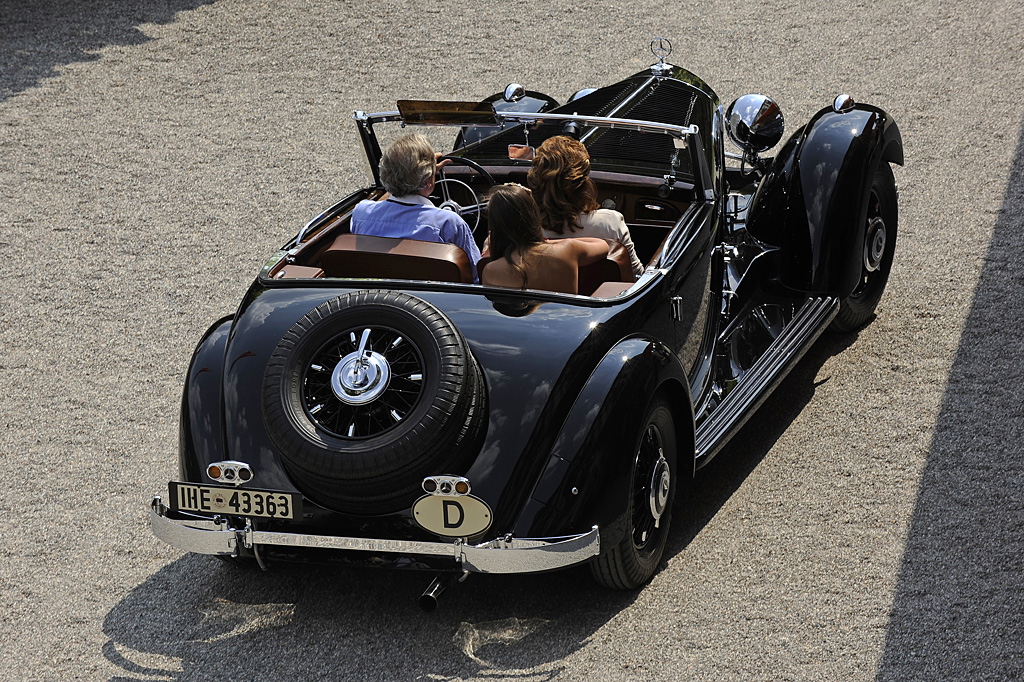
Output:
[150, 40, 902, 607]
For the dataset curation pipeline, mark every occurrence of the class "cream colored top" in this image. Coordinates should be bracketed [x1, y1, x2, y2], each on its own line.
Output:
[542, 209, 643, 278]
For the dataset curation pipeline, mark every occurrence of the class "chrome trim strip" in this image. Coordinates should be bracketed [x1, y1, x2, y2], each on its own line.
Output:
[149, 500, 600, 574]
[289, 195, 359, 252]
[579, 75, 657, 144]
[695, 296, 839, 460]
[359, 109, 696, 140]
[658, 202, 705, 268]
[247, 528, 458, 557]
[497, 111, 698, 140]
[293, 215, 320, 249]
[357, 110, 403, 123]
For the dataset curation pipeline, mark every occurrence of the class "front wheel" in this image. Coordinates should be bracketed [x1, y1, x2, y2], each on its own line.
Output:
[591, 397, 677, 590]
[831, 162, 898, 332]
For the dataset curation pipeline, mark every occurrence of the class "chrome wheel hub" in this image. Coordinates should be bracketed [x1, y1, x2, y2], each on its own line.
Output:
[331, 351, 391, 405]
[864, 216, 887, 273]
[648, 452, 671, 527]
[303, 325, 424, 440]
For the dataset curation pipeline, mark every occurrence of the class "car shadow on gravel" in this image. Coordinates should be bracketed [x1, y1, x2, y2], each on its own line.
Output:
[663, 330, 858, 561]
[874, 120, 1024, 680]
[103, 551, 633, 681]
[0, 0, 215, 102]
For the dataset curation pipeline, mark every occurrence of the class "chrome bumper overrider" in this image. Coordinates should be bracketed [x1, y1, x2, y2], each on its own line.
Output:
[149, 497, 600, 574]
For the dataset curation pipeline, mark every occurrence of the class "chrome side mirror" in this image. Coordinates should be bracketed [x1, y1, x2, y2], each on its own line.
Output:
[503, 83, 525, 103]
[725, 94, 785, 165]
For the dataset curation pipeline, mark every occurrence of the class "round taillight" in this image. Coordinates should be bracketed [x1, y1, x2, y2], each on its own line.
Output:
[207, 464, 222, 479]
[422, 478, 437, 493]
[454, 480, 470, 495]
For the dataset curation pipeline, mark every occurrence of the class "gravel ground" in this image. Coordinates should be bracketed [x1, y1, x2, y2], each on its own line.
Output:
[1, 1, 1022, 680]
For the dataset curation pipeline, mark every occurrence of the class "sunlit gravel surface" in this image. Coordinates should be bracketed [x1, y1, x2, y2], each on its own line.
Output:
[2, 1, 1022, 680]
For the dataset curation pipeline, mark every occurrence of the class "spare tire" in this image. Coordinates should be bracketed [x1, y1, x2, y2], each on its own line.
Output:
[262, 290, 486, 515]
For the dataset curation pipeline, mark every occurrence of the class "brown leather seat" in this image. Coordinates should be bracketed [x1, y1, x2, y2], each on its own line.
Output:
[477, 239, 635, 295]
[578, 241, 634, 295]
[319, 233, 474, 283]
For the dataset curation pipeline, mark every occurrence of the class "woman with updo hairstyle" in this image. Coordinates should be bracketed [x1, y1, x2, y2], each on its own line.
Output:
[481, 184, 608, 295]
[527, 136, 643, 278]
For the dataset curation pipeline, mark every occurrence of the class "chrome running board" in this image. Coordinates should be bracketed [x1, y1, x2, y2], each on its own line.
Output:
[695, 296, 839, 462]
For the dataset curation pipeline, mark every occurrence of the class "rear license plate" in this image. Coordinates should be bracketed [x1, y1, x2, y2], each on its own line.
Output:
[168, 482, 301, 520]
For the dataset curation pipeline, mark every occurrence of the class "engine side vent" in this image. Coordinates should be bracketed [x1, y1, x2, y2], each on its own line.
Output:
[587, 84, 701, 166]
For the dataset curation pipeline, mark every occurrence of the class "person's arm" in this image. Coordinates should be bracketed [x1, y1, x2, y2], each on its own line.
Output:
[349, 199, 372, 233]
[442, 216, 483, 282]
[608, 211, 644, 277]
[571, 237, 610, 266]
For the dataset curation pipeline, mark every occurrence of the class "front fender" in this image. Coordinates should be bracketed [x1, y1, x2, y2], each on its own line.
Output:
[512, 337, 695, 548]
[747, 103, 903, 295]
[177, 315, 233, 482]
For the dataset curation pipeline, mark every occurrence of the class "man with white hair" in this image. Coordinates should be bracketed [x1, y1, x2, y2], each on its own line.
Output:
[351, 134, 482, 281]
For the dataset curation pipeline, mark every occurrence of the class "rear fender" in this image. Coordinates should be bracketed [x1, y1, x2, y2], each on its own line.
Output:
[177, 316, 233, 482]
[747, 103, 903, 296]
[512, 337, 695, 548]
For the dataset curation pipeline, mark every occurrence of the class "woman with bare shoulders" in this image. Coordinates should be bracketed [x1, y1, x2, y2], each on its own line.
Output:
[481, 184, 609, 295]
[527, 135, 643, 279]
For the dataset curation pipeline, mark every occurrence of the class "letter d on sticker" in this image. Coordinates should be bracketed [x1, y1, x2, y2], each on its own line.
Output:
[443, 500, 465, 528]
[412, 494, 493, 537]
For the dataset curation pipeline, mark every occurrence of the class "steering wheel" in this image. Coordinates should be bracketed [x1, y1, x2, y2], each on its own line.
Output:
[432, 155, 496, 234]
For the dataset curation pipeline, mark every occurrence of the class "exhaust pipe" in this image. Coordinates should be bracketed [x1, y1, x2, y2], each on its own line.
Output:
[419, 575, 451, 612]
[419, 571, 468, 611]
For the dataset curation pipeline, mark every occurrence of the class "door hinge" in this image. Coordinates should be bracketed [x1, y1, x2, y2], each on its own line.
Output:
[671, 296, 684, 321]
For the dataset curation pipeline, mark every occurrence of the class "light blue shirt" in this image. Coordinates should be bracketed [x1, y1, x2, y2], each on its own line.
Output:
[351, 195, 482, 282]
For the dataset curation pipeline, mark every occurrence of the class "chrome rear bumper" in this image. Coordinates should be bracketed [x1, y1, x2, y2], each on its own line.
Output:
[149, 497, 600, 574]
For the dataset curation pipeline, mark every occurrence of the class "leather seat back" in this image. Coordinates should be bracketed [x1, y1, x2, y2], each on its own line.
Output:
[577, 241, 634, 295]
[319, 234, 474, 283]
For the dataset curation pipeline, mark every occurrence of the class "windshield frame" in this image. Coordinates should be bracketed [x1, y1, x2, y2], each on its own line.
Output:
[352, 109, 716, 203]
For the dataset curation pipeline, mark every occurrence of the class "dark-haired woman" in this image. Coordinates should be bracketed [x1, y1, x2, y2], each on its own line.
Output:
[527, 135, 643, 278]
[481, 184, 609, 295]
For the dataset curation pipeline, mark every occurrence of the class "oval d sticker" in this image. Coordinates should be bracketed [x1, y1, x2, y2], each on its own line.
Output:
[413, 494, 492, 537]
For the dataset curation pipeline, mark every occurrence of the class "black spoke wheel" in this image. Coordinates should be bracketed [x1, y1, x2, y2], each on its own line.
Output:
[302, 325, 425, 439]
[591, 397, 677, 590]
[831, 162, 898, 332]
[262, 291, 486, 515]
